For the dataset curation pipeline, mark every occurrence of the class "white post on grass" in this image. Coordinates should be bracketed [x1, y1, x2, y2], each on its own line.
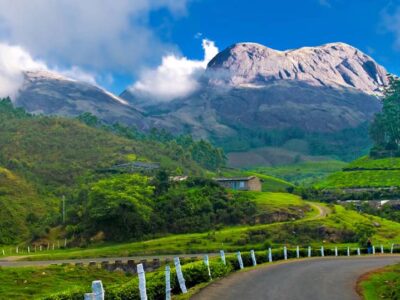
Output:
[372, 245, 376, 254]
[283, 246, 288, 260]
[347, 247, 350, 257]
[137, 263, 147, 300]
[296, 246, 300, 259]
[250, 250, 257, 266]
[381, 245, 384, 254]
[84, 293, 95, 300]
[174, 257, 187, 293]
[52, 244, 55, 251]
[28, 246, 30, 254]
[2, 249, 5, 256]
[334, 247, 338, 257]
[236, 251, 244, 269]
[34, 245, 37, 252]
[204, 255, 212, 280]
[391, 244, 394, 254]
[357, 248, 361, 256]
[308, 246, 312, 258]
[92, 280, 105, 300]
[268, 248, 273, 263]
[320, 246, 324, 257]
[15, 246, 18, 254]
[220, 250, 226, 265]
[47, 243, 50, 251]
[64, 238, 67, 247]
[165, 265, 171, 300]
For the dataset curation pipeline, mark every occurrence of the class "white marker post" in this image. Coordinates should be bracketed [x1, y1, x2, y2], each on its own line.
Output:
[357, 248, 361, 256]
[40, 245, 42, 252]
[28, 246, 30, 254]
[268, 248, 273, 263]
[381, 245, 384, 254]
[250, 250, 257, 266]
[16, 246, 18, 254]
[347, 247, 350, 257]
[308, 246, 312, 258]
[236, 251, 244, 269]
[137, 264, 147, 300]
[283, 246, 288, 260]
[52, 244, 55, 251]
[334, 247, 338, 257]
[204, 255, 212, 280]
[92, 280, 105, 300]
[320, 246, 324, 257]
[220, 250, 226, 265]
[2, 249, 4, 256]
[84, 293, 95, 300]
[165, 265, 171, 300]
[174, 257, 187, 293]
[296, 246, 300, 259]
[372, 245, 375, 254]
[391, 244, 394, 254]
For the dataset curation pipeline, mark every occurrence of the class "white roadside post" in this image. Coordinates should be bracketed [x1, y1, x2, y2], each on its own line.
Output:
[47, 243, 50, 251]
[308, 246, 312, 258]
[204, 255, 212, 280]
[220, 250, 226, 265]
[174, 257, 187, 293]
[2, 249, 4, 256]
[92, 280, 105, 300]
[40, 245, 42, 252]
[165, 265, 171, 300]
[381, 245, 384, 254]
[334, 247, 338, 257]
[84, 293, 95, 300]
[16, 246, 18, 254]
[320, 246, 324, 257]
[250, 250, 257, 266]
[357, 248, 361, 256]
[52, 244, 55, 251]
[283, 246, 288, 260]
[391, 244, 394, 254]
[64, 238, 67, 248]
[34, 245, 37, 252]
[236, 251, 244, 269]
[137, 263, 147, 300]
[296, 246, 300, 259]
[28, 246, 30, 254]
[373, 245, 376, 255]
[268, 248, 273, 263]
[347, 247, 350, 257]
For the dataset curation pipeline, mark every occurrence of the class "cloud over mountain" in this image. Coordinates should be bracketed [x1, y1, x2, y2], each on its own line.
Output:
[128, 39, 219, 101]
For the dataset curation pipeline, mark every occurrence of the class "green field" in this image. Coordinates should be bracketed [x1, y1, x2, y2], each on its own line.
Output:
[0, 265, 132, 299]
[250, 160, 347, 186]
[4, 193, 400, 261]
[359, 263, 400, 300]
[316, 157, 400, 189]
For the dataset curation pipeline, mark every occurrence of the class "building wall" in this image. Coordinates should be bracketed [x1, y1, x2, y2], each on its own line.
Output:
[247, 178, 262, 192]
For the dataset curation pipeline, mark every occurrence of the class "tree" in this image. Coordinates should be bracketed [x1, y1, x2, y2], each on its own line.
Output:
[370, 76, 400, 157]
[85, 174, 154, 241]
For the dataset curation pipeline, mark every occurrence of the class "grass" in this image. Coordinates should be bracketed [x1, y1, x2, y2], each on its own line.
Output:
[250, 160, 347, 186]
[0, 265, 132, 299]
[316, 157, 400, 189]
[359, 263, 400, 300]
[5, 193, 400, 261]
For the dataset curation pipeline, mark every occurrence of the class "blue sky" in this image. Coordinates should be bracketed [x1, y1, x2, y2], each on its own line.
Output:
[0, 0, 399, 97]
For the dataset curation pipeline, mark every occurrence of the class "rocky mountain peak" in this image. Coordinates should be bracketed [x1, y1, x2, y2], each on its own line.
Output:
[206, 42, 388, 95]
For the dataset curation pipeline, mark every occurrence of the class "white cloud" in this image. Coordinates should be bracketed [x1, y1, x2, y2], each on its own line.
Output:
[129, 39, 219, 101]
[0, 0, 190, 74]
[0, 43, 98, 99]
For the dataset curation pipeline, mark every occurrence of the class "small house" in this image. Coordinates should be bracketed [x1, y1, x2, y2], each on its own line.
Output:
[214, 176, 262, 192]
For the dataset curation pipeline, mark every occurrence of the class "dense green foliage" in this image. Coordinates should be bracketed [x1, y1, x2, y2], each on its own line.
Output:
[77, 112, 226, 171]
[370, 76, 400, 158]
[66, 175, 258, 243]
[360, 263, 400, 300]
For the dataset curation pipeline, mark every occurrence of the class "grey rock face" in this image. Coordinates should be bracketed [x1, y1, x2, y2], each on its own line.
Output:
[15, 70, 148, 129]
[206, 42, 388, 95]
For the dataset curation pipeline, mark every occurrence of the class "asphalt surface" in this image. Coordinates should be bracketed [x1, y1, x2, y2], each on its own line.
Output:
[192, 256, 400, 300]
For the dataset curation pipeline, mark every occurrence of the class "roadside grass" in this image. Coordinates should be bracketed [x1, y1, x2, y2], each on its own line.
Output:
[0, 265, 132, 299]
[359, 263, 400, 300]
[250, 160, 347, 186]
[5, 197, 400, 261]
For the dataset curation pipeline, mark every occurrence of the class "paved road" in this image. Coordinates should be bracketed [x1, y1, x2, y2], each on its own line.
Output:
[192, 256, 400, 300]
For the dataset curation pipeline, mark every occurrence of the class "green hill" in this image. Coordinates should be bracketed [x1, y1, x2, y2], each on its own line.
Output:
[316, 156, 400, 189]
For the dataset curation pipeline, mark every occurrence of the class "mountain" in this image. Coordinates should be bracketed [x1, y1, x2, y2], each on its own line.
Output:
[14, 70, 148, 129]
[121, 42, 388, 166]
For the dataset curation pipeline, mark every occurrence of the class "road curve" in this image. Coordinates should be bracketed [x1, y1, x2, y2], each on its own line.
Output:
[192, 256, 400, 300]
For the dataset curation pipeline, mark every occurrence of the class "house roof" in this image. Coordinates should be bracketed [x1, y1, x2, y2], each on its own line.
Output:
[214, 176, 257, 182]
